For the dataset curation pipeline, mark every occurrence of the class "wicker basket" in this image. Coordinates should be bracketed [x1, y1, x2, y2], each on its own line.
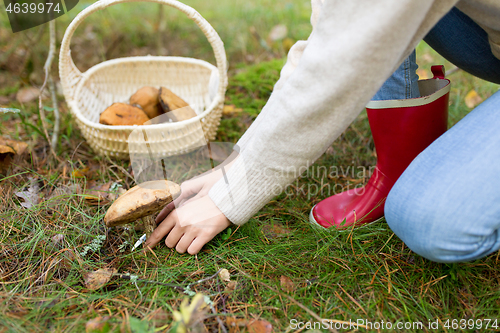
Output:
[59, 0, 228, 159]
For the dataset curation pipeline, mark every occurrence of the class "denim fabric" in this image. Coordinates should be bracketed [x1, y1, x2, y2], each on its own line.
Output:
[384, 7, 500, 263]
[424, 7, 500, 84]
[372, 50, 420, 100]
[385, 90, 500, 263]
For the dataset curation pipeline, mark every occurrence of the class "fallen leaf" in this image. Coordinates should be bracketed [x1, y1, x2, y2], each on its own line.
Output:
[280, 275, 294, 293]
[0, 145, 15, 172]
[222, 104, 243, 115]
[282, 37, 295, 53]
[268, 24, 287, 41]
[224, 281, 238, 292]
[172, 294, 209, 333]
[417, 68, 430, 79]
[16, 87, 45, 103]
[84, 182, 112, 206]
[15, 178, 41, 208]
[83, 268, 117, 291]
[226, 317, 248, 330]
[46, 183, 82, 207]
[248, 319, 273, 333]
[86, 316, 110, 333]
[0, 137, 28, 155]
[261, 223, 291, 239]
[219, 268, 230, 282]
[464, 89, 483, 108]
[72, 167, 89, 178]
[0, 138, 28, 174]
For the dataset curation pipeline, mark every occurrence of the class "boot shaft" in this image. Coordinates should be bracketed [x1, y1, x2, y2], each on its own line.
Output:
[365, 66, 450, 182]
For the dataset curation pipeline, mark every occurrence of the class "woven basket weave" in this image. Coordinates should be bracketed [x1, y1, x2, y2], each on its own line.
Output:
[59, 0, 228, 159]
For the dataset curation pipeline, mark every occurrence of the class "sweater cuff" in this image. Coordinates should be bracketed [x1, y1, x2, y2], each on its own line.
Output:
[208, 155, 282, 225]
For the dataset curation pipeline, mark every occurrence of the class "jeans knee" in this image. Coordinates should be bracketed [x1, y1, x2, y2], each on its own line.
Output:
[385, 184, 500, 263]
[385, 183, 458, 263]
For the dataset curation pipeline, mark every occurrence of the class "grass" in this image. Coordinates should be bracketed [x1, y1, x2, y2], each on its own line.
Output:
[1, 1, 500, 332]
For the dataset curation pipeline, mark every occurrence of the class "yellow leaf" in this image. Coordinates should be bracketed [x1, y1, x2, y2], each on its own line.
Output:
[464, 90, 483, 108]
[416, 69, 430, 80]
[222, 104, 243, 115]
[72, 167, 89, 178]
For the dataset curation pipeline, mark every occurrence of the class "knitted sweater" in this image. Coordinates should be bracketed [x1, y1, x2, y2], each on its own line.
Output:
[208, 0, 500, 225]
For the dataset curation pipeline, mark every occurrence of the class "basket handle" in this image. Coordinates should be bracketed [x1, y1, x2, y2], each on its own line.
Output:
[59, 0, 228, 104]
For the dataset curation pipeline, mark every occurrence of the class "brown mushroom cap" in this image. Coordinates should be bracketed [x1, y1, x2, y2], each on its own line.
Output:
[104, 180, 181, 227]
[159, 87, 197, 122]
[130, 86, 163, 119]
[99, 103, 150, 126]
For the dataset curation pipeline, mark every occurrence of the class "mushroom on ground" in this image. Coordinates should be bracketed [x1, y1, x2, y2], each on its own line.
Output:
[104, 180, 181, 236]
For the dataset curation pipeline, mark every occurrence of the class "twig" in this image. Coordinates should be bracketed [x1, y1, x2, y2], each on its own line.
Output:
[156, 3, 166, 55]
[38, 20, 56, 148]
[49, 76, 60, 151]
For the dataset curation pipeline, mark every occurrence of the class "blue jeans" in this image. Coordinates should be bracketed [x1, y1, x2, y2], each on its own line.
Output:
[378, 7, 500, 263]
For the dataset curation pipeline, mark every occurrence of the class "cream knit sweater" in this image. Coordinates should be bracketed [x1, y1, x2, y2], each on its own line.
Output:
[208, 0, 500, 225]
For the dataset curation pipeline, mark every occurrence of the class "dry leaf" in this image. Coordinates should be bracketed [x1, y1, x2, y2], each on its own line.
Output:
[222, 104, 243, 115]
[464, 90, 483, 108]
[86, 316, 110, 332]
[226, 318, 272, 333]
[417, 68, 430, 79]
[16, 87, 46, 103]
[261, 223, 291, 239]
[0, 137, 28, 155]
[84, 182, 112, 206]
[46, 183, 82, 207]
[219, 268, 230, 282]
[0, 138, 28, 174]
[248, 319, 273, 333]
[71, 167, 89, 178]
[83, 268, 117, 291]
[282, 37, 295, 53]
[15, 178, 41, 209]
[226, 317, 248, 330]
[268, 24, 287, 41]
[224, 281, 238, 293]
[280, 275, 294, 293]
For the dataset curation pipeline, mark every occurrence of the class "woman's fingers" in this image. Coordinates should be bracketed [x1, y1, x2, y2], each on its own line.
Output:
[175, 233, 197, 253]
[187, 236, 209, 255]
[145, 211, 177, 248]
[165, 226, 185, 249]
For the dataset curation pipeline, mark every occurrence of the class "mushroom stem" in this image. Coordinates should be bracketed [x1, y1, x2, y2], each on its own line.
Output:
[143, 215, 156, 237]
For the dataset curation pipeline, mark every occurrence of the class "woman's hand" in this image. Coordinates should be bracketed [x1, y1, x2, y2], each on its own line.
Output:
[144, 156, 237, 255]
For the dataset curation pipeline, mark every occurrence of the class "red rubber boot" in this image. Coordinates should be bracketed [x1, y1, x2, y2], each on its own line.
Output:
[310, 66, 450, 229]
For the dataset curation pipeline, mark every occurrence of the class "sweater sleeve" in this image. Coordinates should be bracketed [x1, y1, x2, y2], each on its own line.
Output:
[209, 0, 457, 225]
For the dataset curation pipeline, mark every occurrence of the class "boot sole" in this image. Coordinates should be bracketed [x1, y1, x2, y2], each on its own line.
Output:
[308, 204, 384, 232]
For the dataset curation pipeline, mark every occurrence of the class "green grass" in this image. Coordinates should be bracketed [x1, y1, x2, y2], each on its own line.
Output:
[1, 1, 500, 332]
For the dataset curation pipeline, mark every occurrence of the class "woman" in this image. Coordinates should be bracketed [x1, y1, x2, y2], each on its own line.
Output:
[146, 0, 500, 263]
